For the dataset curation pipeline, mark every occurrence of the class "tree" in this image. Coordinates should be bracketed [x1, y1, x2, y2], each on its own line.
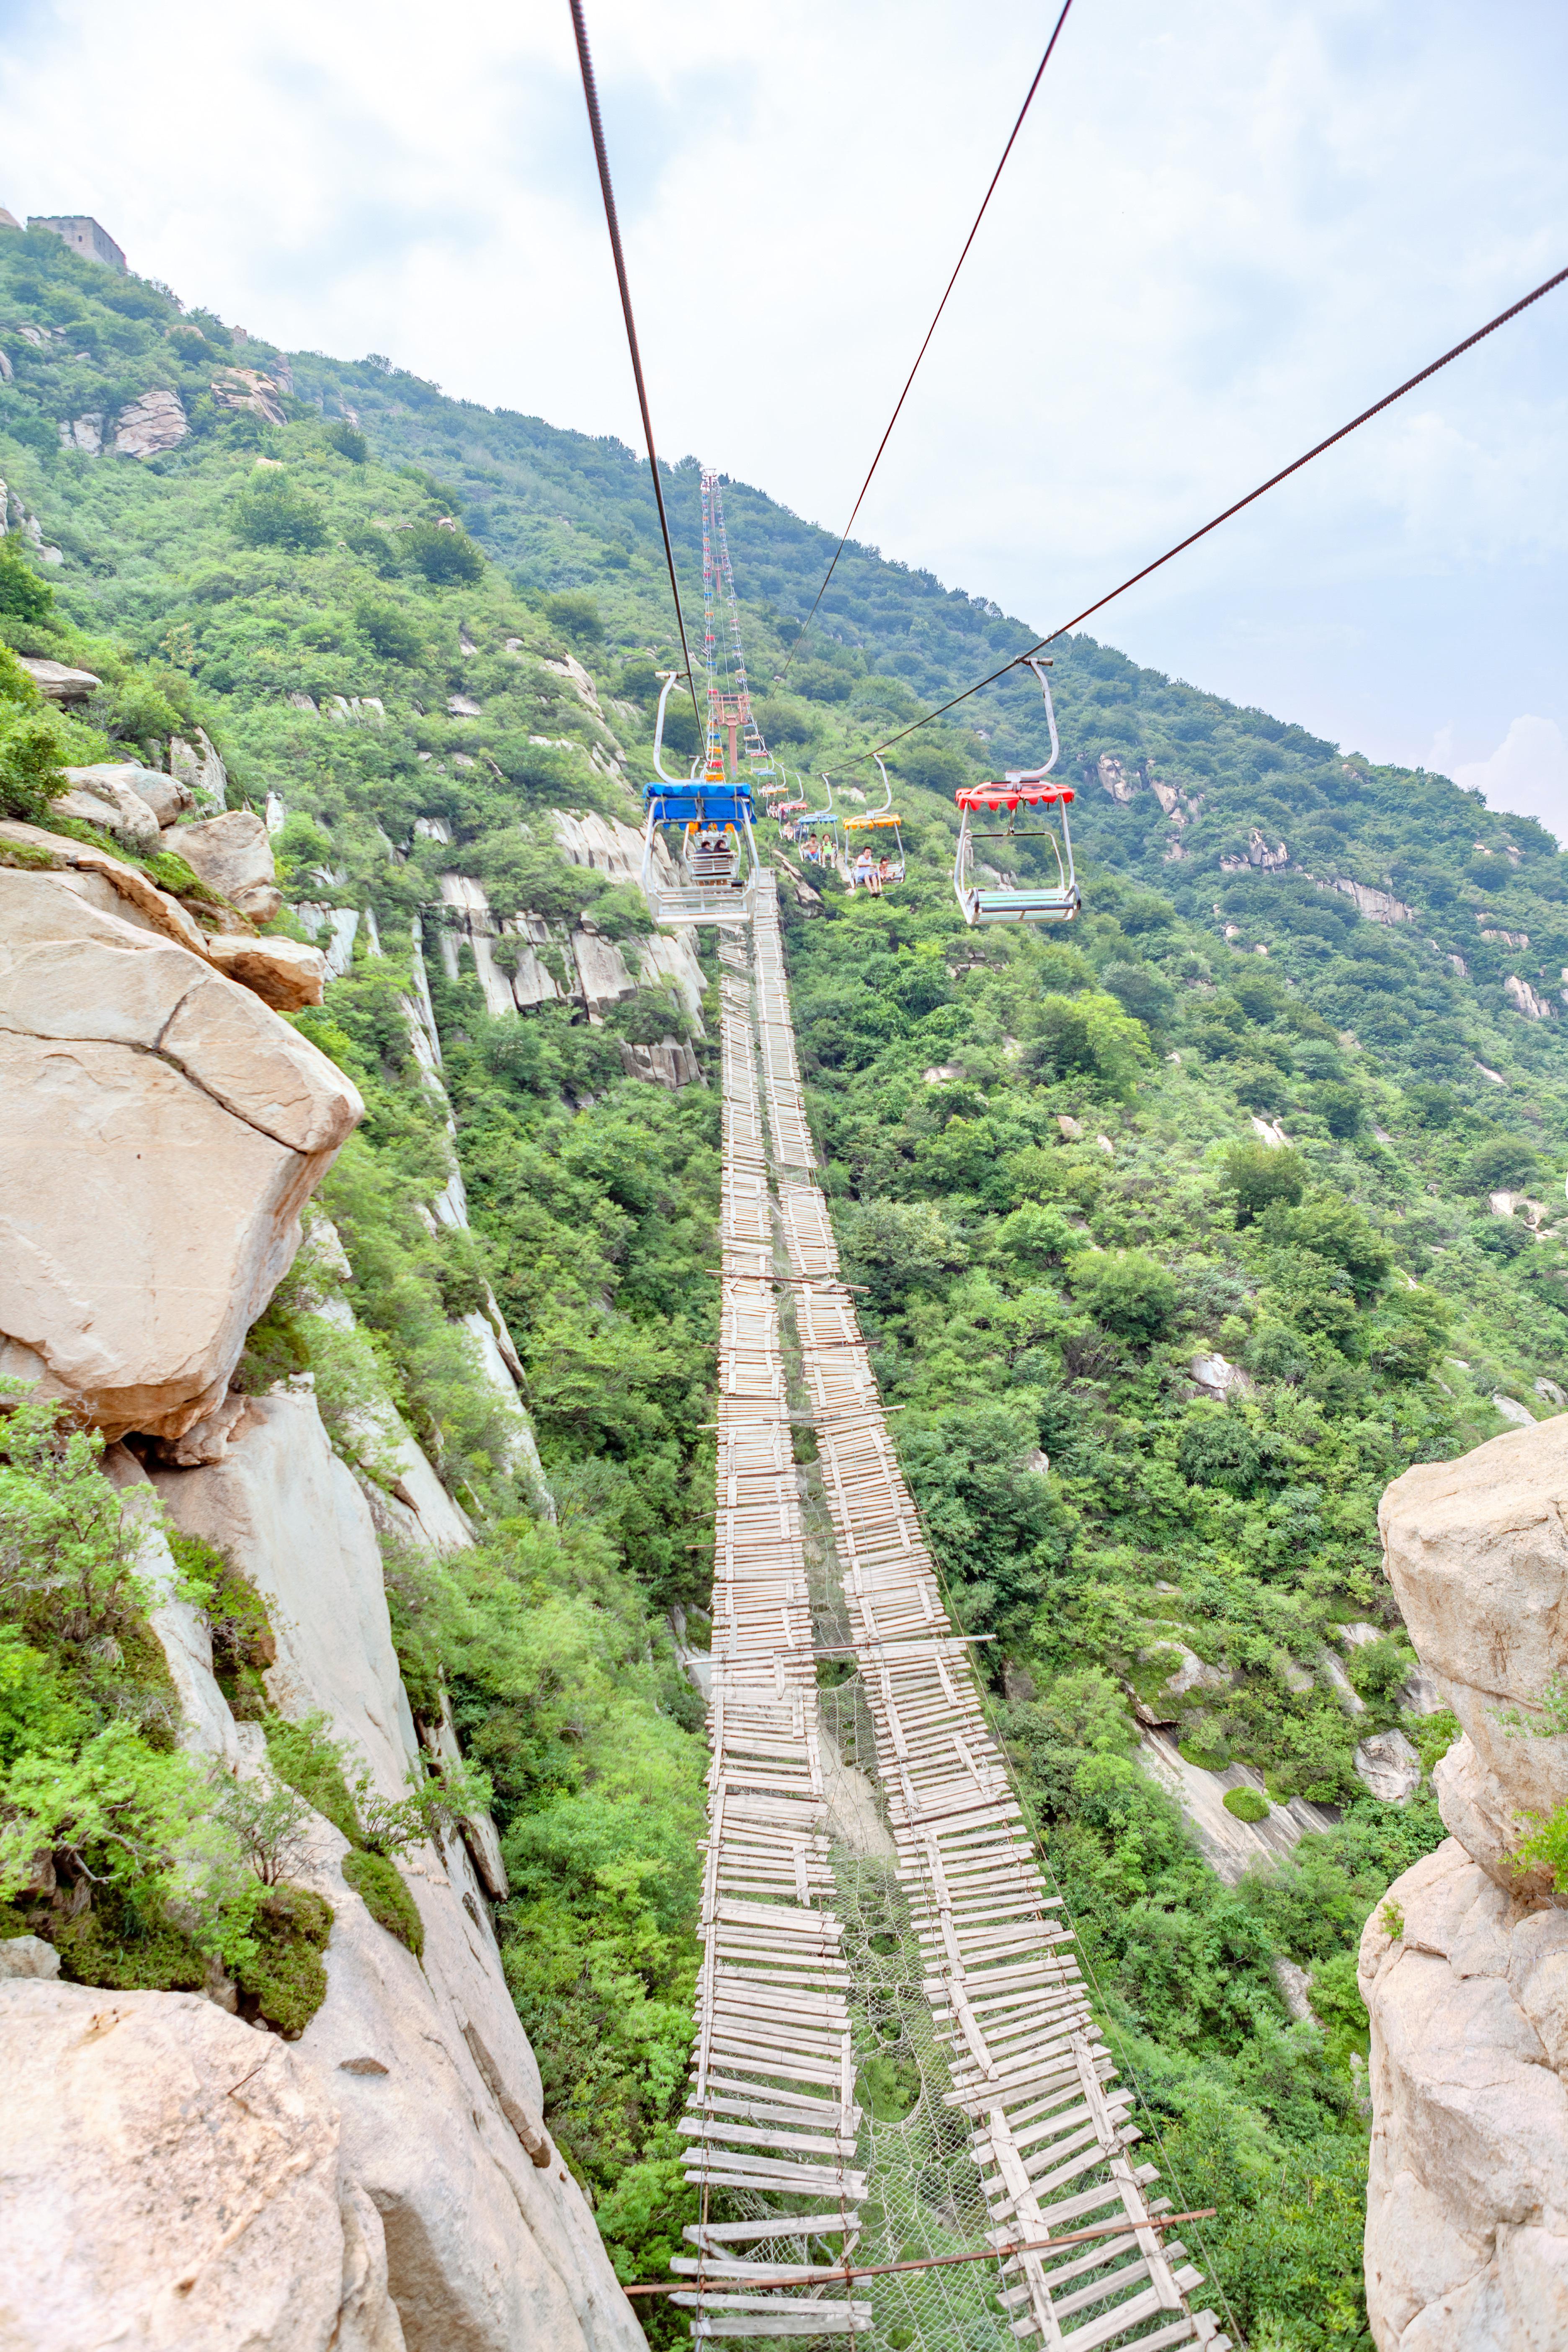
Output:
[405, 522, 483, 585]
[542, 590, 602, 643]
[1462, 1135, 1545, 1195]
[353, 596, 423, 662]
[1101, 960, 1174, 1031]
[1223, 1141, 1307, 1224]
[232, 472, 327, 551]
[0, 539, 54, 624]
[1070, 1248, 1178, 1341]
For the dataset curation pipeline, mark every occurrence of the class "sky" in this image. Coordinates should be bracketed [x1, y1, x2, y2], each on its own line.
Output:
[3, 0, 1565, 834]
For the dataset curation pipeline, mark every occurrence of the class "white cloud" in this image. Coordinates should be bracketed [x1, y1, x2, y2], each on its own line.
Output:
[1449, 717, 1568, 845]
[0, 0, 1565, 761]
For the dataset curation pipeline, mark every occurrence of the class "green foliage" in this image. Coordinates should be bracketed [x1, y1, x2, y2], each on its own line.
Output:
[234, 1882, 334, 2034]
[353, 596, 423, 662]
[1225, 1141, 1308, 1223]
[232, 471, 328, 550]
[1070, 1247, 1179, 1340]
[262, 1710, 361, 1843]
[342, 1849, 424, 1955]
[323, 421, 369, 463]
[0, 539, 54, 624]
[1224, 1785, 1271, 1821]
[541, 590, 602, 642]
[405, 521, 483, 584]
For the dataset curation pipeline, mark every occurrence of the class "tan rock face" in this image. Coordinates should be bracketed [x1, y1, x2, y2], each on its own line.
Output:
[0, 820, 211, 955]
[54, 766, 162, 849]
[0, 872, 360, 1436]
[203, 931, 326, 1008]
[149, 1393, 646, 2352]
[1379, 1417, 1568, 1890]
[1363, 1418, 1568, 2347]
[1359, 1840, 1568, 2350]
[0, 1980, 407, 2352]
[173, 809, 282, 923]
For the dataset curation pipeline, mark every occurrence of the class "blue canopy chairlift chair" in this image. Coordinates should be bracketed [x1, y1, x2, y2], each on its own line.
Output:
[793, 774, 844, 874]
[952, 657, 1081, 927]
[640, 780, 760, 925]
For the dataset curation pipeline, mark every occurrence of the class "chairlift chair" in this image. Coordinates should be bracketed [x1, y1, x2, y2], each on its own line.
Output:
[952, 657, 1080, 926]
[845, 754, 905, 895]
[640, 779, 760, 926]
[794, 774, 844, 874]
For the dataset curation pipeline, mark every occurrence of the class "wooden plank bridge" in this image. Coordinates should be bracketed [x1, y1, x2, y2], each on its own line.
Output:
[676, 874, 1230, 2351]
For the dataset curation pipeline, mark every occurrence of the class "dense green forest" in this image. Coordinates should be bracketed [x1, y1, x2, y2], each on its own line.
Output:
[3, 222, 1567, 2349]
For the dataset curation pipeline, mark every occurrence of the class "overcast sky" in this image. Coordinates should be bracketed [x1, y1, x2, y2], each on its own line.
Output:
[4, 0, 1565, 834]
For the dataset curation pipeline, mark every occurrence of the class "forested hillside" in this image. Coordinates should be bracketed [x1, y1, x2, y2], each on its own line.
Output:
[3, 220, 1566, 2349]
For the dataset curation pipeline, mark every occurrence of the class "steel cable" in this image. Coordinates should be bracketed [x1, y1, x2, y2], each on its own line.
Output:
[778, 0, 1076, 683]
[838, 260, 1568, 768]
[567, 0, 699, 710]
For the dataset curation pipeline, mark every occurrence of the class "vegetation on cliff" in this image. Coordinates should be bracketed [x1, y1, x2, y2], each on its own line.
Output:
[4, 220, 1568, 2344]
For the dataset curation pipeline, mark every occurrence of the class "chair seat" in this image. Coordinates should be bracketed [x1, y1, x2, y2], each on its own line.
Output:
[967, 887, 1080, 927]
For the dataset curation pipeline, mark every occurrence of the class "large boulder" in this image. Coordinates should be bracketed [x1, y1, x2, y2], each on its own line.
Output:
[0, 1979, 406, 2352]
[1359, 1840, 1568, 2349]
[113, 387, 188, 459]
[54, 766, 162, 849]
[0, 871, 361, 1437]
[1379, 1418, 1568, 1893]
[1362, 1418, 1568, 2345]
[172, 809, 282, 924]
[204, 931, 327, 1009]
[0, 819, 211, 954]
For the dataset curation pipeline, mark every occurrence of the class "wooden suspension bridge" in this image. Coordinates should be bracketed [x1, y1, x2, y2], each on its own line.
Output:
[674, 874, 1232, 2350]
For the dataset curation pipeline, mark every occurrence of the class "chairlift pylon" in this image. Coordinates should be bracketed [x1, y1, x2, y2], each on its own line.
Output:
[952, 657, 1080, 926]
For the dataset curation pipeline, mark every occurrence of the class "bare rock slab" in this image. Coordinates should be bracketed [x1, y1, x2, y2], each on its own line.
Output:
[0, 871, 360, 1436]
[1380, 1417, 1568, 1890]
[1360, 1839, 1568, 2350]
[0, 1980, 405, 2352]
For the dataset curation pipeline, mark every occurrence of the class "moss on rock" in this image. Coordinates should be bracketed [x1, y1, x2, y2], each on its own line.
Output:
[235, 1882, 334, 2036]
[343, 1850, 423, 1958]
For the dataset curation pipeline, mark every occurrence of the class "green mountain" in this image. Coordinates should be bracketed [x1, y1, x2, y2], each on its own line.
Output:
[4, 219, 1566, 2350]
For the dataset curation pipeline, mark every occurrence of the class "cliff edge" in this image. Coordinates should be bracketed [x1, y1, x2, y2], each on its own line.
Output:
[1361, 1418, 1568, 2348]
[0, 859, 645, 2349]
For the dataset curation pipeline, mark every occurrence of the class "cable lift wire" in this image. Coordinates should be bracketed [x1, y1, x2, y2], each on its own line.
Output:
[777, 0, 1076, 683]
[567, 0, 699, 718]
[838, 259, 1568, 770]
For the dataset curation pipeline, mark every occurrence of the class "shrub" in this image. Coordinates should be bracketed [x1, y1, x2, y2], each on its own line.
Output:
[541, 590, 601, 643]
[406, 522, 483, 585]
[0, 539, 54, 624]
[1101, 960, 1174, 1031]
[343, 1848, 424, 1955]
[1224, 1141, 1307, 1223]
[234, 1883, 333, 2033]
[232, 473, 327, 551]
[1070, 1248, 1178, 1341]
[353, 596, 423, 663]
[1313, 1081, 1367, 1139]
[1223, 1785, 1270, 1823]
[1462, 1135, 1545, 1195]
[262, 1710, 361, 1842]
[323, 421, 368, 462]
[1179, 1413, 1263, 1495]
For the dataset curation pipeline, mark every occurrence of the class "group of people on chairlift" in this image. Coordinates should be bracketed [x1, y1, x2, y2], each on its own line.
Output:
[848, 841, 900, 895]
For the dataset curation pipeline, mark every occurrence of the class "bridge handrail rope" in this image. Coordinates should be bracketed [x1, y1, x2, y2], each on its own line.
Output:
[677, 878, 1233, 2348]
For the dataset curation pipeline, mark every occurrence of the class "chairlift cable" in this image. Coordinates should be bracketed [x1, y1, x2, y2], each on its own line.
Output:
[840, 259, 1568, 768]
[567, 0, 699, 714]
[777, 0, 1076, 683]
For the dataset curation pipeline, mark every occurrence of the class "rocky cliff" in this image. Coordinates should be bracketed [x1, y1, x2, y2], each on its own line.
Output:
[1361, 1418, 1568, 2348]
[0, 851, 645, 2349]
